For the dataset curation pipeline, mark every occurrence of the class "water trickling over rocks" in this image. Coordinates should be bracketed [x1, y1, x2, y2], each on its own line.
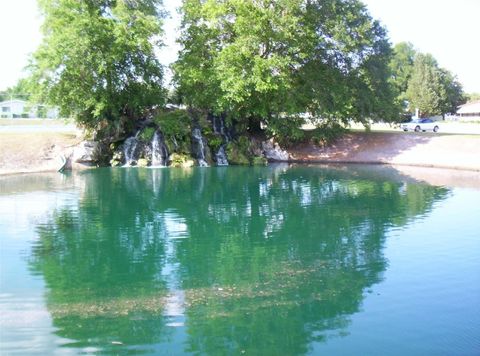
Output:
[191, 128, 209, 167]
[215, 146, 229, 166]
[123, 133, 141, 167]
[107, 110, 274, 168]
[151, 131, 169, 167]
[210, 114, 231, 166]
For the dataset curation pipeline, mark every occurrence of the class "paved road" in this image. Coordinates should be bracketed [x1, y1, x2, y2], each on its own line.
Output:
[351, 122, 480, 135]
[432, 122, 480, 135]
[0, 124, 78, 133]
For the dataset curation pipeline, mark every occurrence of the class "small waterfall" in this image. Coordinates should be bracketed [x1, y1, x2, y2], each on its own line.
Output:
[192, 128, 209, 167]
[211, 115, 230, 166]
[215, 145, 229, 166]
[123, 133, 140, 166]
[151, 130, 169, 167]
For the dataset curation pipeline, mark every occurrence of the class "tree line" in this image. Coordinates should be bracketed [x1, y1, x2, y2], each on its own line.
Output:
[18, 0, 468, 141]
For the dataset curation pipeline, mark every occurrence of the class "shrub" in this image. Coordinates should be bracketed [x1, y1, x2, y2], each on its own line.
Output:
[309, 121, 346, 147]
[264, 116, 305, 147]
[153, 110, 192, 153]
[138, 127, 155, 142]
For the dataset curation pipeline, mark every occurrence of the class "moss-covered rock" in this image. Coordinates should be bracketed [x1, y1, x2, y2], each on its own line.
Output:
[110, 159, 122, 167]
[137, 158, 149, 167]
[138, 127, 156, 142]
[204, 132, 224, 153]
[226, 142, 250, 165]
[153, 110, 192, 154]
[251, 156, 268, 166]
[169, 153, 195, 168]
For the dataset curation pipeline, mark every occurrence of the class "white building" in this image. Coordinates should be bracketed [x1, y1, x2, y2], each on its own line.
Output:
[456, 101, 480, 121]
[0, 99, 27, 118]
[0, 99, 59, 119]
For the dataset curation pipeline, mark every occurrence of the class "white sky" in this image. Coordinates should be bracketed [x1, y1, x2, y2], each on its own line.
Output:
[0, 0, 479, 92]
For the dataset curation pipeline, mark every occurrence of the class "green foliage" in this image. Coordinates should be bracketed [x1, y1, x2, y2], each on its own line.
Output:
[169, 153, 195, 168]
[439, 69, 464, 114]
[28, 0, 166, 136]
[465, 93, 480, 102]
[389, 42, 416, 104]
[309, 122, 347, 147]
[391, 44, 464, 117]
[205, 133, 224, 152]
[264, 116, 305, 147]
[251, 156, 268, 166]
[174, 0, 398, 130]
[138, 127, 155, 142]
[406, 54, 447, 117]
[153, 110, 192, 153]
[226, 136, 252, 165]
[0, 79, 32, 102]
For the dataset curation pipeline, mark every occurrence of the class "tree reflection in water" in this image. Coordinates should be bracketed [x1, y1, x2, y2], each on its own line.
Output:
[29, 165, 448, 354]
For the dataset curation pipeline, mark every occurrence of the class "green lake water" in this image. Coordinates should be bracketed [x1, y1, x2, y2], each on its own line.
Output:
[0, 165, 479, 355]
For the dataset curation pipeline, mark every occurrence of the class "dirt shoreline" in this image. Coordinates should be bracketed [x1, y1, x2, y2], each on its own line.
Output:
[0, 132, 81, 176]
[1, 131, 479, 176]
[287, 132, 480, 172]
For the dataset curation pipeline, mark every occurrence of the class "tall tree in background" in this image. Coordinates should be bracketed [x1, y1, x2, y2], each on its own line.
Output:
[174, 0, 398, 137]
[405, 53, 445, 117]
[389, 42, 415, 107]
[390, 42, 464, 117]
[439, 68, 464, 114]
[0, 79, 31, 102]
[405, 53, 463, 117]
[29, 0, 165, 137]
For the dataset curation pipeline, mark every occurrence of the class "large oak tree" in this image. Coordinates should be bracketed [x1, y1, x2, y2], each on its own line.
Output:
[174, 0, 399, 137]
[29, 0, 166, 137]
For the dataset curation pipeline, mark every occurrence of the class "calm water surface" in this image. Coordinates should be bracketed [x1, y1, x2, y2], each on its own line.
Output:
[0, 165, 479, 355]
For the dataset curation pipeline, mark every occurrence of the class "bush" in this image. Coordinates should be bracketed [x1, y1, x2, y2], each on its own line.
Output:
[153, 110, 192, 153]
[204, 132, 224, 152]
[169, 153, 195, 168]
[138, 127, 155, 142]
[226, 136, 256, 165]
[264, 116, 305, 147]
[309, 121, 346, 147]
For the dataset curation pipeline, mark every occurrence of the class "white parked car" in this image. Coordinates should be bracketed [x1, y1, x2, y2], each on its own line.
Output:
[401, 118, 440, 133]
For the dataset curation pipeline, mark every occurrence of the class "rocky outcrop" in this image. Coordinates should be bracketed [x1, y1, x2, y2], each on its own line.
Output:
[262, 140, 290, 161]
[72, 141, 100, 164]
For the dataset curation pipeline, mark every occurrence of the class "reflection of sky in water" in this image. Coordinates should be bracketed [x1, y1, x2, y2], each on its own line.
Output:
[0, 189, 79, 354]
[0, 192, 78, 240]
[161, 210, 189, 240]
[159, 210, 188, 325]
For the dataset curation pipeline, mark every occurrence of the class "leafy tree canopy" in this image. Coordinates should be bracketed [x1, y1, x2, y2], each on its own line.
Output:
[464, 92, 480, 103]
[390, 42, 464, 117]
[174, 0, 399, 136]
[0, 79, 31, 102]
[389, 42, 415, 106]
[28, 0, 166, 137]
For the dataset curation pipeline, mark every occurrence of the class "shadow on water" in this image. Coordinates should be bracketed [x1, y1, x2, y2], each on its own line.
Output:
[26, 165, 449, 354]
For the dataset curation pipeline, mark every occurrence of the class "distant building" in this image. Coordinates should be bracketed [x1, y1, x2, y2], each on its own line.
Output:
[0, 99, 26, 118]
[0, 99, 59, 119]
[456, 101, 480, 121]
